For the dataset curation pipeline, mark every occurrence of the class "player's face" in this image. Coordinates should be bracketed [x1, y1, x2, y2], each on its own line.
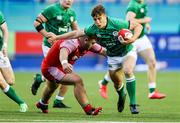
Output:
[93, 14, 107, 29]
[80, 37, 96, 50]
[60, 0, 73, 9]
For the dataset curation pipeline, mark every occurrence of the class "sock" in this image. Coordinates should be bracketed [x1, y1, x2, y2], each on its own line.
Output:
[126, 76, 136, 105]
[116, 83, 125, 97]
[4, 85, 24, 105]
[83, 104, 93, 114]
[149, 82, 156, 93]
[54, 95, 64, 103]
[36, 73, 44, 83]
[101, 72, 111, 85]
[40, 99, 48, 105]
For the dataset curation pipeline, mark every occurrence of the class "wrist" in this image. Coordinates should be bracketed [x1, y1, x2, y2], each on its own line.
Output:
[61, 60, 68, 65]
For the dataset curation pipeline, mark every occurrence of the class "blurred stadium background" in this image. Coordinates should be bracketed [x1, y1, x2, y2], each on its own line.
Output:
[0, 0, 180, 71]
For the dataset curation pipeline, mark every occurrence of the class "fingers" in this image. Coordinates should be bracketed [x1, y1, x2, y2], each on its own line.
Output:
[63, 63, 73, 74]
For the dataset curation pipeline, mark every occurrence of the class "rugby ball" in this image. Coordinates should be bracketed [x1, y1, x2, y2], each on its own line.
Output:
[118, 29, 133, 40]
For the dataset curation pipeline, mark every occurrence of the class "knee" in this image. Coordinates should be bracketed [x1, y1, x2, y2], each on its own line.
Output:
[123, 67, 134, 77]
[148, 59, 156, 69]
[74, 77, 84, 86]
[6, 77, 15, 86]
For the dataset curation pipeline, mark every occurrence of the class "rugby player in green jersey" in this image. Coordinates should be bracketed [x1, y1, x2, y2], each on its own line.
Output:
[98, 0, 166, 100]
[32, 0, 79, 108]
[47, 4, 143, 114]
[0, 11, 28, 112]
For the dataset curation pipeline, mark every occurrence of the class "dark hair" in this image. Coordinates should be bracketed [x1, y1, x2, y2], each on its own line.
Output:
[91, 4, 106, 17]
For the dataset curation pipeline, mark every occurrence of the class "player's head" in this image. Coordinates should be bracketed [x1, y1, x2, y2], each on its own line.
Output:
[134, 0, 144, 3]
[79, 36, 96, 50]
[91, 4, 107, 29]
[60, 0, 74, 9]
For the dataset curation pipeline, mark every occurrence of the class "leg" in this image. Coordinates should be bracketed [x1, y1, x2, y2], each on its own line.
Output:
[0, 72, 28, 112]
[36, 79, 58, 113]
[31, 73, 45, 95]
[109, 68, 126, 113]
[53, 85, 70, 108]
[98, 71, 111, 99]
[1, 66, 15, 85]
[139, 48, 166, 99]
[123, 54, 139, 114]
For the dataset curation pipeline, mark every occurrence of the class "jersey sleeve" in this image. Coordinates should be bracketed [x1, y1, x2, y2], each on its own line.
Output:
[89, 43, 103, 53]
[41, 5, 55, 21]
[112, 18, 130, 30]
[0, 12, 5, 25]
[59, 39, 78, 55]
[126, 3, 139, 14]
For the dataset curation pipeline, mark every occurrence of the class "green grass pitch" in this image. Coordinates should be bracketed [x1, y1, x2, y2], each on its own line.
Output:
[0, 71, 180, 122]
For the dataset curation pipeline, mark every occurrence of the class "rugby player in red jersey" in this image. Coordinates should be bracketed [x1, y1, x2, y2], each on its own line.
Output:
[36, 35, 106, 115]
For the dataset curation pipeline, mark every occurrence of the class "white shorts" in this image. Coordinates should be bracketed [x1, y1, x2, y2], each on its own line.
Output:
[107, 47, 137, 71]
[42, 45, 50, 57]
[0, 52, 11, 68]
[133, 35, 153, 53]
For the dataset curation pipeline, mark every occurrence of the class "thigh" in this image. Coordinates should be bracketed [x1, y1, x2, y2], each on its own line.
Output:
[139, 48, 156, 64]
[0, 71, 8, 89]
[61, 72, 82, 85]
[1, 66, 15, 85]
[109, 68, 124, 83]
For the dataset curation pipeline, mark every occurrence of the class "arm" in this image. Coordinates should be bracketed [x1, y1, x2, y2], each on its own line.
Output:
[124, 20, 142, 44]
[126, 11, 152, 24]
[71, 21, 80, 30]
[48, 29, 85, 43]
[34, 13, 56, 44]
[0, 22, 9, 56]
[59, 48, 73, 73]
[98, 47, 107, 57]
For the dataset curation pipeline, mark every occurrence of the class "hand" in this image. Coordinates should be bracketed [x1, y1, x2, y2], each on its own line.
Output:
[62, 63, 73, 74]
[144, 17, 152, 23]
[146, 23, 151, 34]
[46, 32, 57, 45]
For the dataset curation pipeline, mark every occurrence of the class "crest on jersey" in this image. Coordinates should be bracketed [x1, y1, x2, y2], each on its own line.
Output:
[97, 34, 101, 38]
[57, 15, 62, 20]
[113, 31, 118, 37]
[140, 8, 144, 13]
[70, 16, 74, 22]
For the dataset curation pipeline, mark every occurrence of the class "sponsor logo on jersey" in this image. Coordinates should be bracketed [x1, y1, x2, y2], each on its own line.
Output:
[58, 27, 68, 32]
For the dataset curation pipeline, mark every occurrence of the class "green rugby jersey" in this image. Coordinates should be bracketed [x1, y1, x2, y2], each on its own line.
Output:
[0, 11, 5, 51]
[85, 17, 133, 57]
[126, 0, 148, 37]
[42, 3, 77, 47]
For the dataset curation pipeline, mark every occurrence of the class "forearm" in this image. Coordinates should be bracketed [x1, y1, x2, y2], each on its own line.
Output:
[59, 48, 69, 64]
[132, 23, 143, 41]
[56, 30, 84, 40]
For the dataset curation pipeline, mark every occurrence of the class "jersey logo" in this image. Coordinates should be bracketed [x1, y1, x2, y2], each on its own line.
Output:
[113, 31, 118, 37]
[57, 15, 62, 20]
[140, 8, 144, 13]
